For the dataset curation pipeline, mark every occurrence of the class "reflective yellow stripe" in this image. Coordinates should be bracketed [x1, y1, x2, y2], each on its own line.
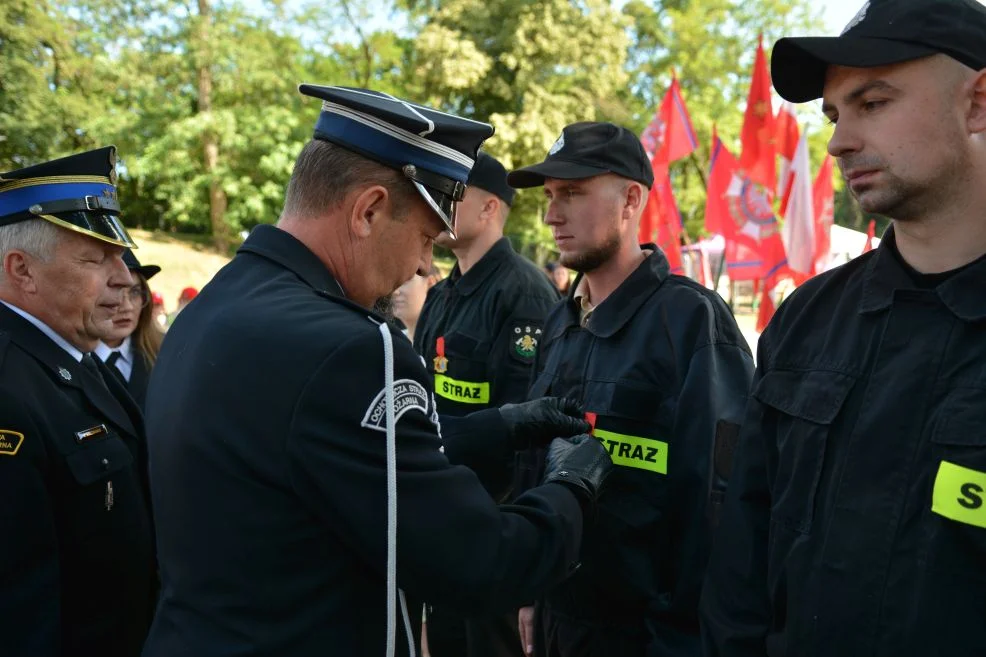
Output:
[932, 460, 986, 529]
[593, 428, 668, 474]
[434, 374, 490, 405]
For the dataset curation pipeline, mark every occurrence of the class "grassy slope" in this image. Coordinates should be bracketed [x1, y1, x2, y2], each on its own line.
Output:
[129, 229, 232, 314]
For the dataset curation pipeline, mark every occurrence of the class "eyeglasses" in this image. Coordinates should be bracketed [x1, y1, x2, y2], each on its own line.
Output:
[124, 284, 150, 308]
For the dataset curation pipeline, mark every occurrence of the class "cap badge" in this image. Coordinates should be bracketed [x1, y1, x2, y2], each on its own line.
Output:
[841, 1, 869, 35]
[548, 132, 565, 156]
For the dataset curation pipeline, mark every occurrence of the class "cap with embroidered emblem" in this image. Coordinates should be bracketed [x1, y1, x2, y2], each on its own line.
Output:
[0, 147, 135, 248]
[772, 0, 986, 103]
[507, 122, 654, 190]
[298, 85, 495, 236]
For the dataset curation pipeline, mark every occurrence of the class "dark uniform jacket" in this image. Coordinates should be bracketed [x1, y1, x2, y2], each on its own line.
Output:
[0, 304, 156, 657]
[414, 237, 560, 416]
[520, 248, 755, 657]
[141, 225, 585, 657]
[101, 348, 153, 411]
[701, 228, 986, 657]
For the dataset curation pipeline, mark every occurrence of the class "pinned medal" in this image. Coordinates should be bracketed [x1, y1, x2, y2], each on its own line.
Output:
[433, 336, 448, 374]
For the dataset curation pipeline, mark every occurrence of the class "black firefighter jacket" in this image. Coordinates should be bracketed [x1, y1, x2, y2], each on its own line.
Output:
[701, 228, 986, 657]
[520, 247, 755, 657]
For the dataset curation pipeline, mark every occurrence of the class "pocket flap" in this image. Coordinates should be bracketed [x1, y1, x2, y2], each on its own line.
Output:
[65, 436, 134, 486]
[932, 387, 986, 447]
[755, 369, 856, 424]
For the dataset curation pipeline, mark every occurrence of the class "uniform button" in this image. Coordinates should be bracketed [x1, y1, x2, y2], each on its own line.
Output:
[101, 458, 110, 469]
[557, 471, 569, 477]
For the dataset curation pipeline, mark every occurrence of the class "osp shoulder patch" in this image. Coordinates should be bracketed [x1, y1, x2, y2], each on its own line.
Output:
[0, 429, 25, 456]
[361, 379, 429, 433]
[511, 323, 542, 362]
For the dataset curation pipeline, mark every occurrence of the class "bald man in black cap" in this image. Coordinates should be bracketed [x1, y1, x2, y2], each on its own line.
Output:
[414, 153, 561, 657]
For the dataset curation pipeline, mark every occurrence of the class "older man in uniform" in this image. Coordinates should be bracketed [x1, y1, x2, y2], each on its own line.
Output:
[701, 1, 986, 655]
[413, 155, 562, 657]
[508, 122, 755, 657]
[0, 147, 156, 656]
[142, 86, 612, 657]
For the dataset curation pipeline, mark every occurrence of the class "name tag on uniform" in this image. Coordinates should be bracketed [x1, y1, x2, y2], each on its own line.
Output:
[434, 374, 490, 404]
[593, 428, 668, 475]
[75, 424, 109, 443]
[932, 460, 986, 529]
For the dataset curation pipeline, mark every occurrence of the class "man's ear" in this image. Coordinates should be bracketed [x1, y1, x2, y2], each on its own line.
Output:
[966, 68, 986, 134]
[349, 185, 391, 239]
[481, 195, 500, 224]
[3, 251, 40, 294]
[623, 182, 646, 221]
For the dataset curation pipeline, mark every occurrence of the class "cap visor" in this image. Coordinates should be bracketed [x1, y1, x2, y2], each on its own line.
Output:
[135, 265, 161, 280]
[772, 36, 938, 102]
[410, 180, 456, 239]
[40, 212, 137, 248]
[507, 160, 612, 189]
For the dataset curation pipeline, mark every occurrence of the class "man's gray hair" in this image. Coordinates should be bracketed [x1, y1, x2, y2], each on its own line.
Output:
[0, 220, 61, 281]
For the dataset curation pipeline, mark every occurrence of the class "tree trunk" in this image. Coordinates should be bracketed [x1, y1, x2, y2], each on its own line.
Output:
[197, 0, 229, 250]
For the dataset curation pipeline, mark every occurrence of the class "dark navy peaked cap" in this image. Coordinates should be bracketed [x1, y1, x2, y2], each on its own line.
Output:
[299, 84, 495, 237]
[0, 146, 136, 248]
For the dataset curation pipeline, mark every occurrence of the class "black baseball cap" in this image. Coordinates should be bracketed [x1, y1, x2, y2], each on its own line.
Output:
[467, 152, 516, 206]
[773, 0, 986, 103]
[507, 122, 654, 189]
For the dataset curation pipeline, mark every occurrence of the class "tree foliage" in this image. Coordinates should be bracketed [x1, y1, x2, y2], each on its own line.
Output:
[2, 0, 869, 257]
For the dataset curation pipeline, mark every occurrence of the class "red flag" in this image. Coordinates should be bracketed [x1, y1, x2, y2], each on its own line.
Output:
[812, 155, 834, 273]
[704, 128, 737, 237]
[641, 75, 699, 180]
[775, 101, 800, 215]
[739, 37, 776, 192]
[639, 177, 684, 272]
[638, 75, 697, 272]
[862, 219, 876, 254]
[780, 133, 815, 277]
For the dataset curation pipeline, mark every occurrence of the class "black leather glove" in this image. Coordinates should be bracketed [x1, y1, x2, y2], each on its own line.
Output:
[498, 397, 591, 450]
[542, 434, 613, 507]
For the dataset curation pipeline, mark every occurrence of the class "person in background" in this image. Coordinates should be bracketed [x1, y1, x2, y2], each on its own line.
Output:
[393, 263, 441, 341]
[150, 291, 167, 330]
[166, 286, 197, 327]
[96, 250, 165, 410]
[544, 262, 570, 295]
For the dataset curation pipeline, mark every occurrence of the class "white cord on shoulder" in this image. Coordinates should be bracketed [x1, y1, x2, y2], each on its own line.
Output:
[378, 321, 416, 657]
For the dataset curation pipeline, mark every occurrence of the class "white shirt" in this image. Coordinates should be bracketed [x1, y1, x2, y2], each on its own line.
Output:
[95, 336, 133, 382]
[0, 300, 84, 362]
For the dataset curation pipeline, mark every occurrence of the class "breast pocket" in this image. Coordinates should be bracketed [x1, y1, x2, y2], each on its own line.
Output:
[64, 433, 134, 486]
[755, 369, 856, 534]
[928, 388, 986, 575]
[434, 333, 492, 407]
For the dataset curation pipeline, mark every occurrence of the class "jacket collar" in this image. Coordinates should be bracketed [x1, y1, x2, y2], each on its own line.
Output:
[238, 224, 346, 298]
[0, 304, 140, 438]
[447, 237, 514, 297]
[860, 225, 986, 321]
[551, 245, 670, 339]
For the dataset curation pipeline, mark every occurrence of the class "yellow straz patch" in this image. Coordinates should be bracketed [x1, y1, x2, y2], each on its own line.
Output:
[593, 429, 668, 474]
[434, 374, 490, 405]
[932, 460, 986, 529]
[0, 429, 25, 456]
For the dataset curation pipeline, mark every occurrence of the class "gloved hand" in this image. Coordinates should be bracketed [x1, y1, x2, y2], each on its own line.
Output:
[498, 397, 591, 450]
[542, 434, 613, 507]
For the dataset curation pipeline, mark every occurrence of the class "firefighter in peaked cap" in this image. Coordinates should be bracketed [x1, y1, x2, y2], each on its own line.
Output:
[142, 86, 613, 657]
[0, 147, 156, 656]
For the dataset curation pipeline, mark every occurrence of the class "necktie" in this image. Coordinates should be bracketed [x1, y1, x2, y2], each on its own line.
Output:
[103, 350, 127, 384]
[105, 350, 121, 369]
[81, 353, 108, 387]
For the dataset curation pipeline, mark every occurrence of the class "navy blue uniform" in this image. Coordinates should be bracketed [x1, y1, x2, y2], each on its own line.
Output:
[414, 237, 559, 417]
[701, 228, 986, 657]
[520, 248, 754, 657]
[142, 225, 585, 657]
[0, 304, 156, 657]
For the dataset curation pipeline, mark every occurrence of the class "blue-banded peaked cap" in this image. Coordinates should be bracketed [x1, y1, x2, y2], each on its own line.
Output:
[0, 146, 135, 248]
[298, 84, 495, 236]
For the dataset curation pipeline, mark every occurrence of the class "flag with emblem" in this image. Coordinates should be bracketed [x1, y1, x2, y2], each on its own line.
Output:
[739, 36, 776, 193]
[812, 154, 835, 273]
